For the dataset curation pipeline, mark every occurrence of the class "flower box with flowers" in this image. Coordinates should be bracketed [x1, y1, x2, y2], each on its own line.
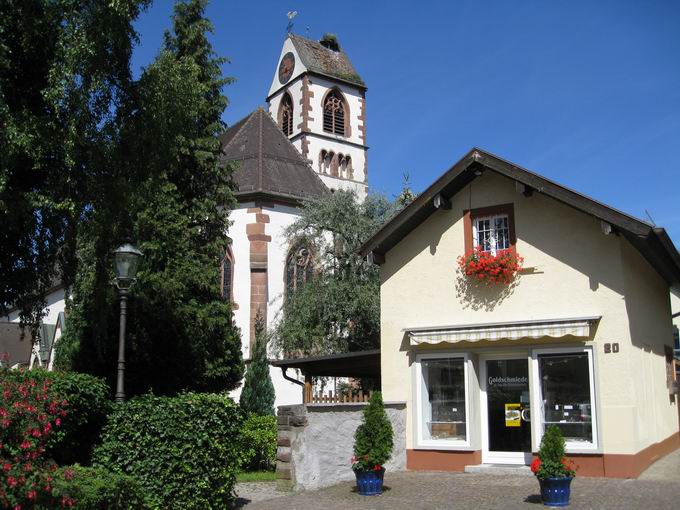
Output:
[457, 246, 523, 285]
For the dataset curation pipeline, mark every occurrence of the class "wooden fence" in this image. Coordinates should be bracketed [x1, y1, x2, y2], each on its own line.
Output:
[305, 389, 373, 404]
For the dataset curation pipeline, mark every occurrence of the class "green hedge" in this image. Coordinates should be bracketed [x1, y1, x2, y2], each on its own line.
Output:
[239, 414, 276, 471]
[54, 465, 150, 510]
[2, 369, 111, 465]
[93, 392, 243, 510]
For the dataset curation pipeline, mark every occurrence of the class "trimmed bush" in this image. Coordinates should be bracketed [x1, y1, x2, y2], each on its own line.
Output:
[352, 392, 393, 471]
[93, 392, 243, 510]
[54, 465, 150, 509]
[239, 414, 276, 471]
[2, 369, 111, 465]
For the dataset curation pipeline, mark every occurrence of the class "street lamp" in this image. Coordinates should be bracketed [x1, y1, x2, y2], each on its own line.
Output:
[113, 243, 143, 403]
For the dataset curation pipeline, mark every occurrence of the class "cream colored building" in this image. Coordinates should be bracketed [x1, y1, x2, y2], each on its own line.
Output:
[360, 148, 680, 478]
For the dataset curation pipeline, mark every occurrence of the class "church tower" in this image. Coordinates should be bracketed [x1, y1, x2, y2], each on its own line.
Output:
[267, 33, 368, 199]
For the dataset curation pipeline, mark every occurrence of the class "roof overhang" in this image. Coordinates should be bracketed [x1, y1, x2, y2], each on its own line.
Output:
[406, 316, 600, 345]
[271, 349, 380, 377]
[359, 148, 680, 287]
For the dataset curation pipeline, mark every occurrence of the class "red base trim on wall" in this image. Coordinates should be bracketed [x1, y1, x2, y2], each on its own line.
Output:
[407, 449, 481, 471]
[407, 432, 680, 478]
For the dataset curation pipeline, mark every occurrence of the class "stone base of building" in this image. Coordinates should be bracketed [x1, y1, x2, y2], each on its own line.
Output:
[406, 432, 680, 478]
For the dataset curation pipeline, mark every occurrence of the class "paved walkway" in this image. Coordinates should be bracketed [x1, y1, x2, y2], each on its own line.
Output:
[234, 449, 680, 509]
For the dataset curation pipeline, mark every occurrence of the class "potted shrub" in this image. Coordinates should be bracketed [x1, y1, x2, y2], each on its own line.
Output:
[351, 392, 393, 496]
[531, 425, 577, 507]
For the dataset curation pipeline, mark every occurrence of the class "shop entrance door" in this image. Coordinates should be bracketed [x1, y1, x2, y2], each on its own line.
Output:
[481, 356, 532, 464]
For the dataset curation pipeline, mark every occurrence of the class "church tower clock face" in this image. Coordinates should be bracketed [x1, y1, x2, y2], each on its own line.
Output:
[278, 52, 295, 84]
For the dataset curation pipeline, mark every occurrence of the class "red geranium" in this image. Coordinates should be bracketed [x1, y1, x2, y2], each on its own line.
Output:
[457, 246, 523, 285]
[530, 457, 541, 474]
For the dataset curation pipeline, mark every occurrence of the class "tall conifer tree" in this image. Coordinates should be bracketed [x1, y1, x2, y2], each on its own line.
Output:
[240, 311, 275, 416]
[58, 0, 244, 394]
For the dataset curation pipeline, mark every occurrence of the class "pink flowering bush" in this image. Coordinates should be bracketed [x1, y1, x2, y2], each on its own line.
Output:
[0, 369, 74, 509]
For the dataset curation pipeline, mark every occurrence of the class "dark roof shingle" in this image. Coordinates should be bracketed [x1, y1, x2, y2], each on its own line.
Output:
[219, 108, 328, 202]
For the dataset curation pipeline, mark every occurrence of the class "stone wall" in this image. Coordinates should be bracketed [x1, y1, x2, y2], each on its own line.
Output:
[276, 402, 406, 491]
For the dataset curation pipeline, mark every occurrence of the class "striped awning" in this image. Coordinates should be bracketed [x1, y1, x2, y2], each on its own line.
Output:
[407, 316, 600, 345]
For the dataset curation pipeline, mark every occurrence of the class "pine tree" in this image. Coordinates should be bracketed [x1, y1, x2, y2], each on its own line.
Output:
[352, 392, 393, 471]
[240, 311, 275, 416]
[57, 0, 244, 395]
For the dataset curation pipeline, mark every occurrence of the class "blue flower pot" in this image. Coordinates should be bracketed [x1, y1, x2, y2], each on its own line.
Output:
[354, 467, 385, 496]
[539, 476, 573, 507]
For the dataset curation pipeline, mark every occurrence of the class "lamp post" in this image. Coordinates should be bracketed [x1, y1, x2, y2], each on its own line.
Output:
[113, 243, 143, 403]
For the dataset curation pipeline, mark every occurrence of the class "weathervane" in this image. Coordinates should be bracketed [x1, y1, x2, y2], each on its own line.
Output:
[286, 11, 297, 33]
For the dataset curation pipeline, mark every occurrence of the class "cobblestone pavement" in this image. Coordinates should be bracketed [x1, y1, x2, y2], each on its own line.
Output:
[234, 449, 680, 510]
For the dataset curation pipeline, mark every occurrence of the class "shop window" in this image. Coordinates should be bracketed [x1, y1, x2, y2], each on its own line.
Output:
[416, 354, 469, 447]
[532, 348, 597, 449]
[464, 204, 516, 255]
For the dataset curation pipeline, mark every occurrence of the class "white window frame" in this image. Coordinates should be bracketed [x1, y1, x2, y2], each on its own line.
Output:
[414, 352, 471, 449]
[472, 214, 510, 255]
[530, 346, 599, 452]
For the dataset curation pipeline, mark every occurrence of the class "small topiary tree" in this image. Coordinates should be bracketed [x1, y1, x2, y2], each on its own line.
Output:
[239, 310, 275, 416]
[531, 425, 576, 479]
[352, 392, 393, 472]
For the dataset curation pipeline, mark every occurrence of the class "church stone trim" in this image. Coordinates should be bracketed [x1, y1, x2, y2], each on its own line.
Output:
[247, 206, 271, 350]
[358, 92, 366, 145]
[298, 75, 314, 132]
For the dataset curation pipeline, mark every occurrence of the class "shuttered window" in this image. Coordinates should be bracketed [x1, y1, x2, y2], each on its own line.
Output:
[323, 90, 345, 136]
[279, 93, 293, 136]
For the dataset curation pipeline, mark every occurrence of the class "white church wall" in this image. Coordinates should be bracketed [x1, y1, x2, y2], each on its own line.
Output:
[303, 135, 367, 199]
[6, 287, 67, 325]
[228, 202, 304, 407]
[267, 37, 307, 99]
[228, 204, 253, 358]
[264, 203, 304, 407]
[307, 76, 364, 147]
[268, 76, 304, 139]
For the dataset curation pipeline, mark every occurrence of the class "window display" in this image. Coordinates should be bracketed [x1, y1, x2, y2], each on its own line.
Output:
[420, 357, 467, 442]
[538, 352, 593, 444]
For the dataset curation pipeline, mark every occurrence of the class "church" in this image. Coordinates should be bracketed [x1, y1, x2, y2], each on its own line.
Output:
[222, 33, 368, 406]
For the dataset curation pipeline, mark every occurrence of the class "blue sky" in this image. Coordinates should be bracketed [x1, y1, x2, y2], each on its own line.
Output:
[132, 0, 680, 243]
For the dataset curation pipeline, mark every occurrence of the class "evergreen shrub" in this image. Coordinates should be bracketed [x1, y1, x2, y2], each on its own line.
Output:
[531, 425, 577, 479]
[93, 392, 244, 509]
[352, 392, 393, 472]
[238, 414, 277, 471]
[54, 465, 150, 510]
[240, 311, 275, 416]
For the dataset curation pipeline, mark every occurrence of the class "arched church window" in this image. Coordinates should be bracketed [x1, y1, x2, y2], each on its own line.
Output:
[285, 243, 315, 298]
[323, 90, 346, 136]
[222, 246, 234, 301]
[279, 93, 293, 136]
